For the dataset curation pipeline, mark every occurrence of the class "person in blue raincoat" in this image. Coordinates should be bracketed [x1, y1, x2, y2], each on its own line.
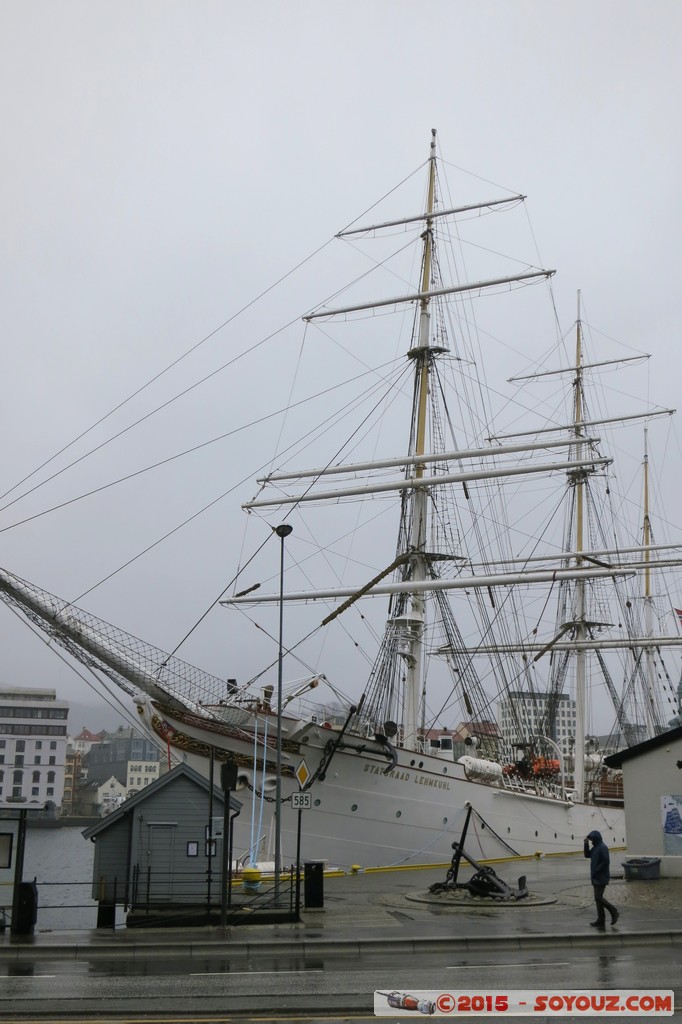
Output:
[584, 830, 619, 929]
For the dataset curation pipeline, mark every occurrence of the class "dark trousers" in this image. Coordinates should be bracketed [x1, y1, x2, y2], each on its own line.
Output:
[593, 884, 617, 924]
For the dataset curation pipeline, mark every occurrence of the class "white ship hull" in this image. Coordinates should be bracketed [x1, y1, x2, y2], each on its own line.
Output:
[138, 698, 625, 868]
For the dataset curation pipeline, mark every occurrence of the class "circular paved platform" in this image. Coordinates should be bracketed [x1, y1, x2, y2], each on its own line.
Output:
[374, 889, 558, 909]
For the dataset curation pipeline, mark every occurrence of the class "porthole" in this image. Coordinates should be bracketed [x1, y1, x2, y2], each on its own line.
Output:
[442, 768, 448, 774]
[314, 798, 321, 807]
[554, 833, 557, 838]
[535, 830, 538, 837]
[507, 827, 511, 834]
[396, 810, 402, 818]
[443, 817, 448, 825]
[410, 759, 415, 766]
[418, 761, 423, 768]
[351, 804, 358, 812]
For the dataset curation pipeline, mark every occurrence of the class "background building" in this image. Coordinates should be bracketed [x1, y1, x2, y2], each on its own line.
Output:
[77, 774, 128, 817]
[496, 690, 577, 759]
[0, 686, 69, 814]
[87, 726, 162, 798]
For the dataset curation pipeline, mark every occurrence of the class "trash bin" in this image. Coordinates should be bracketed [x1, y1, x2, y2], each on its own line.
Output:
[12, 880, 38, 935]
[623, 857, 661, 881]
[304, 861, 324, 908]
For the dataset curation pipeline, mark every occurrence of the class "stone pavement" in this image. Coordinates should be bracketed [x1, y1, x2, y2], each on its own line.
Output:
[1, 852, 680, 961]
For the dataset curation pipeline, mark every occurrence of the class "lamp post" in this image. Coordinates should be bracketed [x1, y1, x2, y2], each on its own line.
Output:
[274, 522, 293, 901]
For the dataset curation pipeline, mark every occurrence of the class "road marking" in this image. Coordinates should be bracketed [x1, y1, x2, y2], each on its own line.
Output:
[447, 962, 572, 969]
[190, 969, 323, 977]
[0, 974, 56, 979]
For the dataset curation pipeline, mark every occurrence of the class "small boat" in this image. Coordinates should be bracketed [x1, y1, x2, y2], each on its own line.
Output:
[2, 130, 681, 869]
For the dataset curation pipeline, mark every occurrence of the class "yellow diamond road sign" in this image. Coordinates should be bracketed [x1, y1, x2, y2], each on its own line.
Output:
[295, 759, 310, 788]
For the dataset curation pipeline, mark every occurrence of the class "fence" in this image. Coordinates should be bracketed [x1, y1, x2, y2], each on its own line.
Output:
[4, 866, 304, 932]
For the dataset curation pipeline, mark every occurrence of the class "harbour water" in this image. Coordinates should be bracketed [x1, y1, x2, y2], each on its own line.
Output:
[22, 826, 99, 931]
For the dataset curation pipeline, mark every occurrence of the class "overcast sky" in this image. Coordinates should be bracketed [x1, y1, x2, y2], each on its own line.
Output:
[1, 1, 681, 733]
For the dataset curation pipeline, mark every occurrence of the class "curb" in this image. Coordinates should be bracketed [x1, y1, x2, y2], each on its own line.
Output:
[1, 928, 681, 961]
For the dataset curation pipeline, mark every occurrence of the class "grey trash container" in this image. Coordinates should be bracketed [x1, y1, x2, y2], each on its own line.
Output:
[623, 857, 661, 881]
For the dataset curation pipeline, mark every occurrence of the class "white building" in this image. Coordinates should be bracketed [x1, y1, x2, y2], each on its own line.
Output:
[496, 689, 577, 758]
[604, 724, 682, 877]
[0, 686, 69, 812]
[78, 774, 127, 817]
[126, 759, 160, 795]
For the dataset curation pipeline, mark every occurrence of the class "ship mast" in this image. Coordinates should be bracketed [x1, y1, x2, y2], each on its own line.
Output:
[642, 427, 657, 737]
[573, 291, 587, 800]
[400, 128, 438, 750]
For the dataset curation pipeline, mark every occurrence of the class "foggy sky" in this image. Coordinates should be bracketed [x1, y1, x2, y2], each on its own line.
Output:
[1, 0, 681, 735]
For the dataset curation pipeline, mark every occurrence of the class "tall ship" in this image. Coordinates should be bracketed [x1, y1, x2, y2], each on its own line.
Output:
[1, 131, 681, 868]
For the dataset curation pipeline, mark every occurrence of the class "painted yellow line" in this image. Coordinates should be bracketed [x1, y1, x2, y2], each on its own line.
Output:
[354, 849, 592, 873]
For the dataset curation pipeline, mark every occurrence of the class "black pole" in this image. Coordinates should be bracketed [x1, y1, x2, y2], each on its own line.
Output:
[220, 762, 238, 928]
[207, 747, 214, 914]
[10, 810, 27, 936]
[228, 808, 239, 908]
[220, 787, 230, 928]
[295, 806, 302, 919]
[274, 523, 293, 902]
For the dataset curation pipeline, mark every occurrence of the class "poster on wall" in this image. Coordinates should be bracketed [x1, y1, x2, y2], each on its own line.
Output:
[661, 795, 682, 854]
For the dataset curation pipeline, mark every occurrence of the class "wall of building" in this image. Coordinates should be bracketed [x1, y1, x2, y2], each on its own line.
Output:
[0, 688, 68, 813]
[125, 760, 160, 795]
[496, 690, 577, 759]
[90, 774, 225, 906]
[622, 735, 682, 877]
[91, 808, 133, 902]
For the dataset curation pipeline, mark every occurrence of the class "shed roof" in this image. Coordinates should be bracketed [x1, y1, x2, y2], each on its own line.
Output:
[82, 763, 240, 839]
[603, 724, 682, 769]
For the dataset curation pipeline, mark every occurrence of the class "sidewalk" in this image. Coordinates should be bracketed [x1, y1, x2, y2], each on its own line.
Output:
[1, 853, 681, 960]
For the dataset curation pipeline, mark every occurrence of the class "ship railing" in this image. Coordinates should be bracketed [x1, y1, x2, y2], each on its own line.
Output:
[500, 772, 529, 793]
[500, 773, 567, 800]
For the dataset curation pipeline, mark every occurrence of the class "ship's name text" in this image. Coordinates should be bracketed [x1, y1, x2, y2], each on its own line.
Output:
[363, 764, 451, 790]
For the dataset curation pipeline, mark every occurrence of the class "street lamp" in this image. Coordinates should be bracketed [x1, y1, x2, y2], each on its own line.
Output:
[274, 522, 293, 900]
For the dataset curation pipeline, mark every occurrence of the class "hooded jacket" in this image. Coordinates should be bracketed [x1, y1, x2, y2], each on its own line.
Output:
[584, 829, 610, 886]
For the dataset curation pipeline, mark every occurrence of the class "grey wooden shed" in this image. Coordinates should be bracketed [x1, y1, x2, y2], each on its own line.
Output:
[82, 763, 241, 925]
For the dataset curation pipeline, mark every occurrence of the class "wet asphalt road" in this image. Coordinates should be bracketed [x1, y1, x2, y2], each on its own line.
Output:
[0, 943, 680, 1020]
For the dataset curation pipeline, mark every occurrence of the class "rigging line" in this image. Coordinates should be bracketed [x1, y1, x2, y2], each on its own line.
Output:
[156, 533, 272, 669]
[336, 160, 428, 235]
[242, 618, 330, 690]
[276, 365, 416, 512]
[1, 358, 401, 538]
[245, 365, 414, 656]
[521, 200, 555, 303]
[437, 224, 540, 270]
[72, 361, 408, 605]
[0, 236, 338, 508]
[236, 559, 377, 680]
[340, 233, 425, 292]
[2, 601, 150, 738]
[437, 155, 524, 199]
[267, 322, 309, 480]
[0, 314, 304, 517]
[5, 233, 420, 519]
[579, 297, 652, 358]
[328, 234, 421, 303]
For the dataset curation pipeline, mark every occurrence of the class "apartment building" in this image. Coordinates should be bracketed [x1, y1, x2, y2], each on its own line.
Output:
[496, 689, 577, 757]
[0, 686, 69, 812]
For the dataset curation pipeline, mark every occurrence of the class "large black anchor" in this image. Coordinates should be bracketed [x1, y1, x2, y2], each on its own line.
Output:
[429, 804, 528, 901]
